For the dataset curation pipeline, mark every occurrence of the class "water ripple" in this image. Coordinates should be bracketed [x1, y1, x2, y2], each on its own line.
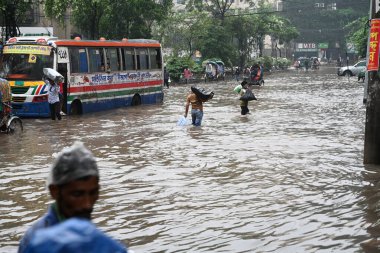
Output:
[0, 68, 374, 252]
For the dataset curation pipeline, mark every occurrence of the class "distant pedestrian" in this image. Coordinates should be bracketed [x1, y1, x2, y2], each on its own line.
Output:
[259, 62, 264, 79]
[294, 60, 301, 69]
[234, 67, 241, 81]
[239, 81, 250, 115]
[46, 77, 61, 120]
[183, 68, 192, 84]
[304, 57, 310, 70]
[243, 66, 250, 80]
[164, 67, 170, 88]
[337, 56, 342, 67]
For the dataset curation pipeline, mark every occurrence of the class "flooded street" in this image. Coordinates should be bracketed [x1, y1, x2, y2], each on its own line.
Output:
[1, 66, 378, 252]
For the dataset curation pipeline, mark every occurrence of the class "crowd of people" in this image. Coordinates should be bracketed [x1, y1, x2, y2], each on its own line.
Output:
[293, 57, 320, 70]
[233, 64, 264, 85]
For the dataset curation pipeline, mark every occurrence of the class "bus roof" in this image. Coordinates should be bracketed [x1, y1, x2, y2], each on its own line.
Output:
[5, 36, 161, 48]
[54, 39, 161, 48]
[6, 36, 58, 44]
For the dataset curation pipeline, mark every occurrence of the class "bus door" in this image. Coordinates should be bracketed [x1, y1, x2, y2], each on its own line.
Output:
[57, 63, 68, 114]
[57, 47, 69, 114]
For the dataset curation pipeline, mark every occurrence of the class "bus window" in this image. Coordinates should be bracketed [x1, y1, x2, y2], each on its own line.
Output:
[105, 48, 119, 71]
[69, 48, 88, 73]
[122, 48, 135, 70]
[117, 49, 122, 70]
[88, 48, 105, 72]
[136, 48, 149, 70]
[149, 48, 162, 69]
[2, 53, 53, 80]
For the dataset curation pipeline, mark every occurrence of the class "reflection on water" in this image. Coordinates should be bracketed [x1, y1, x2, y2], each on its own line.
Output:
[0, 67, 378, 252]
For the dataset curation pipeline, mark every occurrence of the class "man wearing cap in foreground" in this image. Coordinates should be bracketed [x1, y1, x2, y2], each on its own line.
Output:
[18, 142, 127, 253]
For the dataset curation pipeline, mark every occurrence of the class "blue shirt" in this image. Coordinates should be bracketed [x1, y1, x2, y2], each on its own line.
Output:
[18, 205, 129, 253]
[23, 218, 128, 253]
[18, 204, 60, 253]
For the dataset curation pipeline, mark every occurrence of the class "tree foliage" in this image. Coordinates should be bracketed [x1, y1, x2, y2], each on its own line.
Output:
[155, 11, 212, 58]
[158, 0, 298, 69]
[197, 24, 236, 65]
[44, 0, 172, 39]
[0, 0, 35, 40]
[346, 16, 369, 58]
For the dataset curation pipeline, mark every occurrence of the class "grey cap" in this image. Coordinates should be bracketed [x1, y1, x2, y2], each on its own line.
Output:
[48, 142, 99, 186]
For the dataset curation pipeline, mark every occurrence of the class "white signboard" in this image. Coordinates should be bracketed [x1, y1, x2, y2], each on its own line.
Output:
[377, 0, 380, 13]
[57, 47, 69, 63]
[19, 27, 53, 36]
[296, 43, 318, 52]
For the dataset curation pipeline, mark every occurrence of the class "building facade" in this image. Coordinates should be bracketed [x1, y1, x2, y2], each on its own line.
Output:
[0, 1, 77, 41]
[280, 0, 368, 62]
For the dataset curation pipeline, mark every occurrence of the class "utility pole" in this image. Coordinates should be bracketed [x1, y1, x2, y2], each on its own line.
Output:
[364, 0, 380, 164]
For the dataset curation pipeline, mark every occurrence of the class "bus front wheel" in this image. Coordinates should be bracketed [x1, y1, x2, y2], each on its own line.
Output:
[70, 100, 83, 115]
[131, 95, 141, 106]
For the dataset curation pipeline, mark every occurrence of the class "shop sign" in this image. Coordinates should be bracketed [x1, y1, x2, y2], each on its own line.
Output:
[368, 19, 380, 71]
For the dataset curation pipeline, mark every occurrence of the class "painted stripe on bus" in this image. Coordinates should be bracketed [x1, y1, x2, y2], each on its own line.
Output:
[68, 86, 161, 101]
[69, 85, 161, 96]
[35, 85, 43, 95]
[8, 81, 45, 86]
[68, 80, 162, 93]
[31, 86, 38, 95]
[67, 90, 162, 104]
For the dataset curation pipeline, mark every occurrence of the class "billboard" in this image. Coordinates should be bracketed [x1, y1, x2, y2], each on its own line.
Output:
[296, 43, 318, 52]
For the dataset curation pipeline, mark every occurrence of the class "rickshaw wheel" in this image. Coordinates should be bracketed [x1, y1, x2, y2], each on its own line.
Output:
[7, 118, 23, 134]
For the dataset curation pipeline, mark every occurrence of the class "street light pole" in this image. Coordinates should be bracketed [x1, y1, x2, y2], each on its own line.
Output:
[364, 0, 380, 164]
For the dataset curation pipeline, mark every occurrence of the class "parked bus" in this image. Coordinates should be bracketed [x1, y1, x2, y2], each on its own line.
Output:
[0, 36, 164, 117]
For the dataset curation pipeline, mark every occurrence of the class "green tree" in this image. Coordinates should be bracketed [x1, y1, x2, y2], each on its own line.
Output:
[72, 0, 105, 39]
[346, 16, 369, 58]
[229, 3, 296, 59]
[266, 16, 299, 57]
[101, 0, 172, 39]
[158, 0, 299, 68]
[44, 0, 172, 39]
[197, 23, 236, 67]
[155, 10, 212, 58]
[0, 0, 34, 40]
[187, 0, 256, 25]
[226, 14, 258, 68]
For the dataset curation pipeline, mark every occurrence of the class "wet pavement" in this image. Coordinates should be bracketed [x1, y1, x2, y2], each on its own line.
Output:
[1, 66, 379, 252]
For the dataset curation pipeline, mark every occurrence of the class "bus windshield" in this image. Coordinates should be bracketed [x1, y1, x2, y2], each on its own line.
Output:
[1, 45, 54, 81]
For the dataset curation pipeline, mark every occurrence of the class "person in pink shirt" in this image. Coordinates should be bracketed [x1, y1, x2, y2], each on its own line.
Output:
[183, 67, 192, 84]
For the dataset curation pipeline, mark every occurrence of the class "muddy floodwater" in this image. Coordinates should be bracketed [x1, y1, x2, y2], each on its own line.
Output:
[1, 66, 380, 252]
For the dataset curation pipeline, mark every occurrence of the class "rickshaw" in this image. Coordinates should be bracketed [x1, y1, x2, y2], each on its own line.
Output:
[203, 59, 225, 82]
[0, 79, 23, 134]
